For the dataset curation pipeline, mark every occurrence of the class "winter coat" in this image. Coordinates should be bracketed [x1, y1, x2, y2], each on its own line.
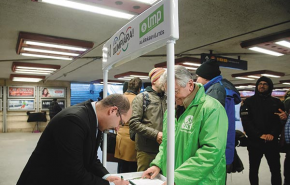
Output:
[205, 77, 241, 165]
[49, 100, 62, 118]
[129, 86, 167, 154]
[114, 92, 137, 162]
[151, 83, 228, 185]
[241, 76, 284, 149]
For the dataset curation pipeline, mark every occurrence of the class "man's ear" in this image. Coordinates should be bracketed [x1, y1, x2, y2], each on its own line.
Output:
[189, 79, 194, 91]
[108, 106, 116, 115]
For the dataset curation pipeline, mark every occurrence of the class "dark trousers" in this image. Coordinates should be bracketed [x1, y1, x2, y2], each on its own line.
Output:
[285, 144, 290, 185]
[117, 160, 137, 173]
[49, 114, 56, 120]
[248, 146, 282, 185]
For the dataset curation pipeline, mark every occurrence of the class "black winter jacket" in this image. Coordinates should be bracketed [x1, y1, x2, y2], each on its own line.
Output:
[241, 76, 284, 149]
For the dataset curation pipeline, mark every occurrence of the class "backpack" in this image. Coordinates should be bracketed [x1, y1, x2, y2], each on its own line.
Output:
[130, 92, 150, 141]
[219, 81, 241, 165]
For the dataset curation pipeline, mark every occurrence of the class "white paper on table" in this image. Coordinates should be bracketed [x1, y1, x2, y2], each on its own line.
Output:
[130, 178, 164, 185]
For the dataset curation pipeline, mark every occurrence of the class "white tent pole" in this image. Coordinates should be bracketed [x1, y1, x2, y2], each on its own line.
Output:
[166, 39, 175, 185]
[102, 68, 109, 168]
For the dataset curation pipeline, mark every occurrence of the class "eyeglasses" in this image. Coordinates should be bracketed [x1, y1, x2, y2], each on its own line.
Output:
[116, 107, 124, 126]
[258, 82, 269, 86]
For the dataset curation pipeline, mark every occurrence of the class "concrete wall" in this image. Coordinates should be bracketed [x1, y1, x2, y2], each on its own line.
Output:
[0, 80, 70, 133]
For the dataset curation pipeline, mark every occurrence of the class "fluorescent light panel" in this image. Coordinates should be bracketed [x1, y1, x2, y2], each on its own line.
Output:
[185, 67, 197, 70]
[23, 47, 79, 56]
[16, 67, 57, 71]
[130, 75, 149, 79]
[15, 71, 51, 75]
[100, 82, 123, 85]
[41, 0, 135, 19]
[118, 78, 130, 81]
[16, 69, 53, 73]
[275, 40, 290, 48]
[133, 0, 158, 5]
[25, 41, 86, 51]
[123, 76, 148, 80]
[248, 75, 260, 79]
[249, 47, 284, 56]
[235, 77, 255, 80]
[12, 77, 43, 82]
[183, 62, 201, 67]
[262, 74, 280, 78]
[21, 53, 72, 60]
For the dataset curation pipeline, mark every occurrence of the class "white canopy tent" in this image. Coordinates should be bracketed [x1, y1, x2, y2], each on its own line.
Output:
[102, 0, 179, 184]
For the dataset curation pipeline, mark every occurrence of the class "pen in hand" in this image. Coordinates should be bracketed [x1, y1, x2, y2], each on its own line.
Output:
[129, 180, 136, 185]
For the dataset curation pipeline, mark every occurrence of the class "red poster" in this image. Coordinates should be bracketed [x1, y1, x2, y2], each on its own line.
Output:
[9, 87, 35, 98]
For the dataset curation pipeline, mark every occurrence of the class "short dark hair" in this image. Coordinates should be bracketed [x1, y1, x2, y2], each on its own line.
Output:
[53, 98, 57, 101]
[100, 94, 130, 115]
[128, 77, 142, 93]
[123, 82, 128, 93]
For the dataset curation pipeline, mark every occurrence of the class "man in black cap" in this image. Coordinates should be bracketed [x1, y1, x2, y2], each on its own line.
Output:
[196, 59, 241, 175]
[241, 76, 286, 185]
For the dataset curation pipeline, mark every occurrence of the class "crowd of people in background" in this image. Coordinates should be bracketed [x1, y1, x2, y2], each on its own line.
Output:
[17, 59, 290, 185]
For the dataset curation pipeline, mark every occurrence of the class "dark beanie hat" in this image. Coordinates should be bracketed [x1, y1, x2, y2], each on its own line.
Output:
[196, 59, 221, 80]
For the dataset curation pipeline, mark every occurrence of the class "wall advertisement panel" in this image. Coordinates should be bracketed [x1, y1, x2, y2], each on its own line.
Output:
[41, 99, 66, 110]
[8, 99, 35, 111]
[40, 87, 66, 98]
[8, 86, 35, 98]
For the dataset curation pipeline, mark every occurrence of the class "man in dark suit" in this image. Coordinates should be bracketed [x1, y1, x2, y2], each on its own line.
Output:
[17, 94, 132, 185]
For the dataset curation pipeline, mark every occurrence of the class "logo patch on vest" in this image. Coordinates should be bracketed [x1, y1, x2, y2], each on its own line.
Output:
[181, 115, 193, 132]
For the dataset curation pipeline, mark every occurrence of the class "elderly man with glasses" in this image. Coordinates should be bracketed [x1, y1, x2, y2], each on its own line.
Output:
[142, 65, 228, 185]
[17, 94, 132, 185]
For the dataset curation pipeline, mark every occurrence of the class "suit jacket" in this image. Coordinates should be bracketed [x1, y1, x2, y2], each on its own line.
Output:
[17, 100, 110, 185]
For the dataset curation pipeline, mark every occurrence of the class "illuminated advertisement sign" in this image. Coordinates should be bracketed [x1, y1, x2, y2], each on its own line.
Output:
[8, 86, 35, 98]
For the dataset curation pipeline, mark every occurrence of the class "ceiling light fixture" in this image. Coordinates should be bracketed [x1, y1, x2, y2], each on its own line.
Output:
[133, 0, 159, 5]
[21, 53, 72, 60]
[234, 83, 256, 89]
[248, 47, 284, 56]
[114, 71, 149, 81]
[92, 79, 124, 85]
[25, 41, 86, 51]
[10, 74, 45, 82]
[232, 70, 285, 80]
[280, 80, 290, 86]
[12, 62, 61, 76]
[155, 57, 201, 70]
[16, 32, 94, 60]
[38, 0, 135, 19]
[22, 47, 79, 56]
[241, 29, 290, 56]
[275, 41, 290, 48]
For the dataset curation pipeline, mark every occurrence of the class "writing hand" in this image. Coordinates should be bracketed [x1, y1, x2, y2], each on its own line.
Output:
[142, 166, 161, 179]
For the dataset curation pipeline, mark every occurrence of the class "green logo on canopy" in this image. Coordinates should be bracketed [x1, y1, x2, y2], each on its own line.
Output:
[139, 5, 164, 38]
